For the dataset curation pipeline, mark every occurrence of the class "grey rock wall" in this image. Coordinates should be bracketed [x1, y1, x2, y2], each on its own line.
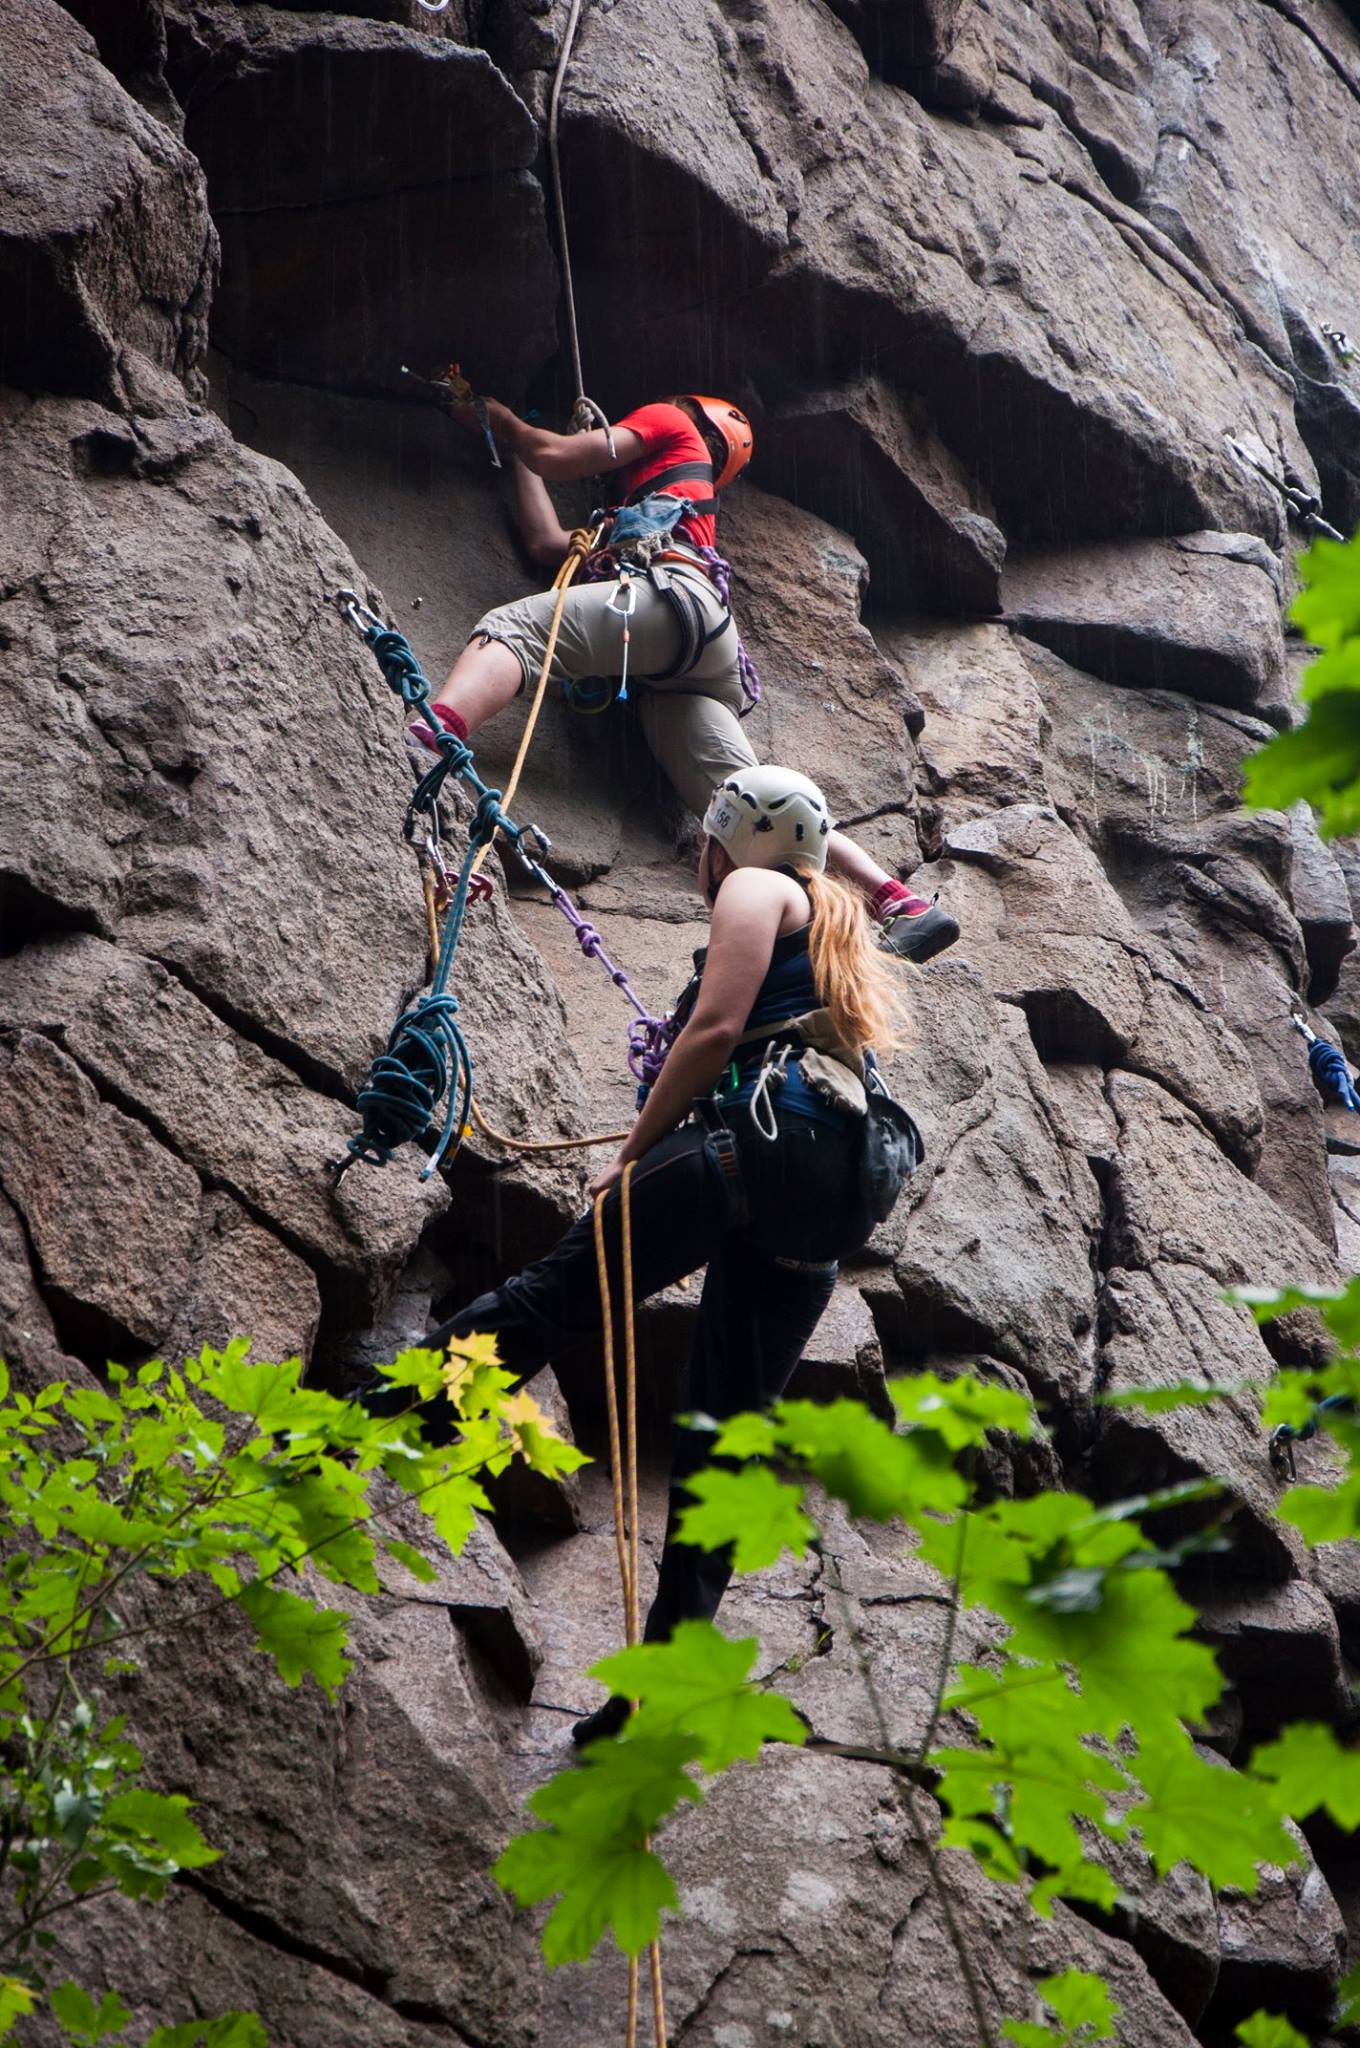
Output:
[3, 0, 1360, 2040]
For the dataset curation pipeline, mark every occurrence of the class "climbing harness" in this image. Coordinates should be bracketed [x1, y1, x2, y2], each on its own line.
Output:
[546, 0, 616, 462]
[1291, 1011, 1360, 1114]
[1225, 436, 1344, 543]
[584, 487, 762, 713]
[1269, 1396, 1357, 1478]
[332, 583, 670, 1175]
[592, 1168, 669, 2048]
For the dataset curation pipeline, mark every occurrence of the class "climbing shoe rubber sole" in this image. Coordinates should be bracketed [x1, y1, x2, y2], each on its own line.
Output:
[880, 903, 961, 965]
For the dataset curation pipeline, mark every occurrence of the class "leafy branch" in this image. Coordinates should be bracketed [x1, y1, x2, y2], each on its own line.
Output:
[0, 1334, 585, 2044]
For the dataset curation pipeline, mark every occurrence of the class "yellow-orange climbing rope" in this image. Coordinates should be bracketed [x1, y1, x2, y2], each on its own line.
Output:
[466, 522, 602, 884]
[592, 1167, 669, 2048]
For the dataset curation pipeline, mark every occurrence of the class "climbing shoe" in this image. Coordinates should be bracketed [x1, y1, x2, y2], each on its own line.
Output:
[406, 701, 470, 759]
[571, 1694, 632, 1748]
[880, 902, 961, 965]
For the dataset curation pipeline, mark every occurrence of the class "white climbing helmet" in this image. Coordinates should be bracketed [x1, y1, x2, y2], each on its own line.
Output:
[702, 765, 833, 873]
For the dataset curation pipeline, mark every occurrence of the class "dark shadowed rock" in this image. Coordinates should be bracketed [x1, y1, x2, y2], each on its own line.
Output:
[1192, 1577, 1353, 1743]
[1212, 1820, 1346, 2032]
[1003, 534, 1286, 715]
[28, 1884, 483, 2048]
[0, 0, 216, 398]
[166, 7, 555, 396]
[0, 1187, 93, 1395]
[759, 377, 1006, 613]
[1288, 805, 1356, 1006]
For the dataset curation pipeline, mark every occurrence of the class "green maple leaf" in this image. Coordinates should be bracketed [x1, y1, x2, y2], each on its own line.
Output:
[101, 1790, 219, 1869]
[0, 1980, 35, 2035]
[1036, 1969, 1117, 2037]
[1299, 635, 1360, 699]
[1131, 1735, 1298, 1889]
[595, 1623, 806, 1770]
[1234, 2015, 1311, 2048]
[540, 1840, 678, 1965]
[496, 1734, 697, 1962]
[676, 1465, 814, 1570]
[890, 1371, 1034, 1447]
[1249, 1722, 1360, 1830]
[529, 1731, 704, 1843]
[771, 1397, 966, 1519]
[1289, 530, 1360, 653]
[236, 1580, 351, 1693]
[1278, 1477, 1360, 1544]
[47, 1984, 131, 2043]
[1242, 692, 1360, 838]
[198, 1348, 302, 1436]
[145, 2016, 268, 2048]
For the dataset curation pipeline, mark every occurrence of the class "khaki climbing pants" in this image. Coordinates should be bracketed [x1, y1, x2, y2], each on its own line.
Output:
[469, 565, 759, 815]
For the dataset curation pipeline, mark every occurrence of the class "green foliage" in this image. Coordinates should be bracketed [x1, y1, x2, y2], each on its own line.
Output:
[494, 1624, 802, 1962]
[0, 1332, 579, 2043]
[1243, 527, 1360, 834]
[1003, 1969, 1118, 2045]
[1233, 1277, 1360, 1536]
[499, 1325, 1360, 2041]
[1099, 1380, 1238, 1412]
[1234, 2015, 1311, 2048]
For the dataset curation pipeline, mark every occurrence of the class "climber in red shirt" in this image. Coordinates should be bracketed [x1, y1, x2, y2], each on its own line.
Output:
[417, 391, 958, 962]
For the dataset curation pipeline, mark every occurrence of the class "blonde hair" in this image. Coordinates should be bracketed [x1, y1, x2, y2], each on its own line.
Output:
[800, 867, 911, 1055]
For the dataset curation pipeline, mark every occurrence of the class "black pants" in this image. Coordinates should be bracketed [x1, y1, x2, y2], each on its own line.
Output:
[428, 1110, 872, 1641]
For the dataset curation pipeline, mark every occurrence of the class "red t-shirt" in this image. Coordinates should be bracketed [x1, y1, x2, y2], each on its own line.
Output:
[612, 401, 717, 551]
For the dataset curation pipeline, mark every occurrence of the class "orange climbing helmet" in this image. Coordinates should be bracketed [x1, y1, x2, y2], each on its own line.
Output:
[672, 395, 754, 489]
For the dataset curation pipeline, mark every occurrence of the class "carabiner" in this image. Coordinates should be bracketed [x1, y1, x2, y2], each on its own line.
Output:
[335, 587, 385, 640]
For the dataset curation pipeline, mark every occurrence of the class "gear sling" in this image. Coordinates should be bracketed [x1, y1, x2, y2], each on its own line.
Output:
[580, 448, 738, 704]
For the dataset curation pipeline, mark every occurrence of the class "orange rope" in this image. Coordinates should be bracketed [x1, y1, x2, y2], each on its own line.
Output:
[468, 523, 602, 881]
[591, 1167, 669, 2047]
[471, 1099, 629, 1153]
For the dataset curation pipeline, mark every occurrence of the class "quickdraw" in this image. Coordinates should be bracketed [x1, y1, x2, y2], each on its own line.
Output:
[1225, 435, 1344, 542]
[1269, 1395, 1356, 1478]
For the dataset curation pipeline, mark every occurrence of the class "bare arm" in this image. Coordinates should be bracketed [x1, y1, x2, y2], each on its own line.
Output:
[608, 871, 804, 1172]
[475, 400, 644, 482]
[512, 457, 575, 566]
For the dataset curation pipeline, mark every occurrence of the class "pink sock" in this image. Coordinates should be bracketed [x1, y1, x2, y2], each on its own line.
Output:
[870, 878, 931, 923]
[409, 702, 469, 753]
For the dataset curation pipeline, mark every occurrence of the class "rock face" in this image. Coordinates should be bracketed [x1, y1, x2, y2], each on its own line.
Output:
[3, 0, 1360, 2040]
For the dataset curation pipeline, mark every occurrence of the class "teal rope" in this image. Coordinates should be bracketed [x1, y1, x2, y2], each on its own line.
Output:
[340, 629, 530, 1178]
[338, 601, 669, 1176]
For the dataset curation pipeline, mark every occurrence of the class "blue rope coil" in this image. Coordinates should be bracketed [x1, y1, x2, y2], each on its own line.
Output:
[1308, 1035, 1360, 1114]
[340, 623, 515, 1177]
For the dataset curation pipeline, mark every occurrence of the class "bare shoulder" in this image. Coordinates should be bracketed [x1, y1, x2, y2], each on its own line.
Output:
[711, 867, 806, 927]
